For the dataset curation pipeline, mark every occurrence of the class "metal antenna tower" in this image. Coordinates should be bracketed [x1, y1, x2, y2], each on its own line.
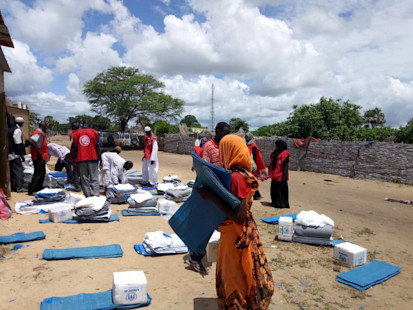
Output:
[210, 83, 215, 131]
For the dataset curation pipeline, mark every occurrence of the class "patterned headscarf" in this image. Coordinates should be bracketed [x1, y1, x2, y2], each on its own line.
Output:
[219, 134, 252, 170]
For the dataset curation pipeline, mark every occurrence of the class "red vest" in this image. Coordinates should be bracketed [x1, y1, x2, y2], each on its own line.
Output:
[144, 134, 157, 159]
[30, 129, 48, 161]
[72, 128, 98, 162]
[194, 146, 203, 157]
[268, 150, 290, 181]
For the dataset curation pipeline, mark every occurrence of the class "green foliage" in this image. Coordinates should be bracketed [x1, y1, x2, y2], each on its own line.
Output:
[358, 126, 397, 142]
[252, 125, 276, 137]
[83, 66, 184, 131]
[230, 117, 249, 133]
[272, 97, 364, 140]
[29, 111, 41, 131]
[180, 114, 201, 127]
[91, 115, 111, 131]
[68, 114, 93, 128]
[395, 118, 413, 143]
[152, 120, 179, 137]
[363, 107, 386, 128]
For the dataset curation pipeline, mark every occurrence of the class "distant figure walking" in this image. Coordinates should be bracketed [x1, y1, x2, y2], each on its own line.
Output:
[141, 126, 158, 186]
[268, 139, 290, 208]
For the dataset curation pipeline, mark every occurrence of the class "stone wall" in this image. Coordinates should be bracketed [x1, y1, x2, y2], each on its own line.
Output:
[164, 134, 413, 185]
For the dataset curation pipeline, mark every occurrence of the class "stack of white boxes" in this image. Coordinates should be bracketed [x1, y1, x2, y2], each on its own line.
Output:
[206, 230, 221, 263]
[112, 271, 148, 305]
[278, 217, 294, 241]
[333, 242, 367, 267]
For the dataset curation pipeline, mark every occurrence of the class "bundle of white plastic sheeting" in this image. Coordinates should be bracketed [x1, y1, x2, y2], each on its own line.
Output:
[75, 196, 107, 211]
[295, 210, 334, 227]
[143, 231, 188, 255]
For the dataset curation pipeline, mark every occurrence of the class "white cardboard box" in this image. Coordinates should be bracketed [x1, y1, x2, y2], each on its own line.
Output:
[206, 231, 221, 263]
[333, 242, 367, 267]
[157, 198, 179, 215]
[48, 205, 73, 222]
[278, 216, 294, 241]
[112, 271, 148, 305]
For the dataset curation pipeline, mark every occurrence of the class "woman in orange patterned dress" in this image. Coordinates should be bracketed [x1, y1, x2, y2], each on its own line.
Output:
[198, 134, 274, 309]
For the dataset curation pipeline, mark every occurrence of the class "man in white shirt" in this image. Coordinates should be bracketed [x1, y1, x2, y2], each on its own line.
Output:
[141, 126, 158, 186]
[8, 116, 25, 192]
[99, 152, 133, 187]
[47, 142, 73, 184]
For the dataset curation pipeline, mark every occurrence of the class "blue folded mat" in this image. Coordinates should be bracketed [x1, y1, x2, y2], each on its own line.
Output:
[39, 214, 120, 224]
[261, 213, 297, 224]
[40, 290, 151, 310]
[169, 152, 239, 253]
[0, 231, 46, 244]
[122, 210, 163, 216]
[42, 244, 123, 260]
[134, 244, 156, 256]
[336, 260, 400, 291]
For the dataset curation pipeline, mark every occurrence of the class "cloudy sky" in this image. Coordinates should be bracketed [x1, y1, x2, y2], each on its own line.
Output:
[1, 0, 412, 130]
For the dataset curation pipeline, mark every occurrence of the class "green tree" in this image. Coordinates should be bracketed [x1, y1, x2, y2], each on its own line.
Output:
[278, 97, 363, 140]
[252, 125, 276, 137]
[395, 118, 413, 143]
[44, 115, 58, 132]
[229, 117, 249, 133]
[363, 107, 386, 128]
[68, 114, 93, 129]
[29, 111, 41, 131]
[152, 120, 180, 137]
[92, 115, 111, 131]
[83, 66, 184, 131]
[180, 114, 201, 127]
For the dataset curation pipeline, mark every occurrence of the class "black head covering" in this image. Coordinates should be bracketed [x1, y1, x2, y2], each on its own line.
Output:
[271, 139, 288, 171]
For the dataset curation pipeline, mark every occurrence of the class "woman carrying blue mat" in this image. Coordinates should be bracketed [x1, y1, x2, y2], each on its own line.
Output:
[197, 134, 274, 309]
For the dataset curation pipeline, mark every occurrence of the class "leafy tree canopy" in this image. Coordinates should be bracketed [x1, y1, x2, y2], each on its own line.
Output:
[395, 118, 413, 143]
[83, 66, 184, 131]
[364, 107, 386, 128]
[180, 114, 201, 127]
[230, 117, 249, 133]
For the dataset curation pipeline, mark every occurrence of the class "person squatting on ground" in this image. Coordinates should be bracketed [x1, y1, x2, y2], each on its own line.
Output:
[188, 122, 231, 274]
[47, 143, 73, 184]
[198, 134, 274, 309]
[71, 119, 102, 197]
[141, 126, 158, 186]
[27, 122, 48, 195]
[269, 139, 290, 208]
[245, 132, 268, 200]
[99, 151, 133, 187]
[8, 116, 26, 192]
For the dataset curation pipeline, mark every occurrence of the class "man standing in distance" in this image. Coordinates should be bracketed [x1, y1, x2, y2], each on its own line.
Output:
[71, 119, 102, 197]
[8, 116, 26, 192]
[188, 121, 231, 274]
[27, 121, 48, 195]
[141, 126, 158, 186]
[201, 122, 231, 165]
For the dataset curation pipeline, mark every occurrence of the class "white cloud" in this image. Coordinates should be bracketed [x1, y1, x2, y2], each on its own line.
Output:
[2, 0, 110, 53]
[55, 31, 122, 82]
[3, 40, 53, 96]
[2, 0, 413, 129]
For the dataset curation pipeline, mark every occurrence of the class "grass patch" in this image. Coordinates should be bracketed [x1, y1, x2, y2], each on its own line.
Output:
[270, 253, 286, 268]
[351, 227, 375, 237]
[367, 249, 380, 261]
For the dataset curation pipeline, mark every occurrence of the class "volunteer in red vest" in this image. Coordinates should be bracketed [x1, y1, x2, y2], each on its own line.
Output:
[268, 139, 290, 208]
[71, 119, 102, 197]
[141, 126, 158, 186]
[27, 121, 48, 195]
[245, 132, 268, 200]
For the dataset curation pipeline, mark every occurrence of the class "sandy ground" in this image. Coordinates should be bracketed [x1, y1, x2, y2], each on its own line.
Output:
[1, 143, 412, 309]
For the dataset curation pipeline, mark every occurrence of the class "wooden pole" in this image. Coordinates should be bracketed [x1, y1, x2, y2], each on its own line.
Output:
[0, 92, 11, 198]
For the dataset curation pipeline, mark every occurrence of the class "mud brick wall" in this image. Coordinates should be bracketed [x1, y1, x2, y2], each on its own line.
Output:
[164, 134, 413, 185]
